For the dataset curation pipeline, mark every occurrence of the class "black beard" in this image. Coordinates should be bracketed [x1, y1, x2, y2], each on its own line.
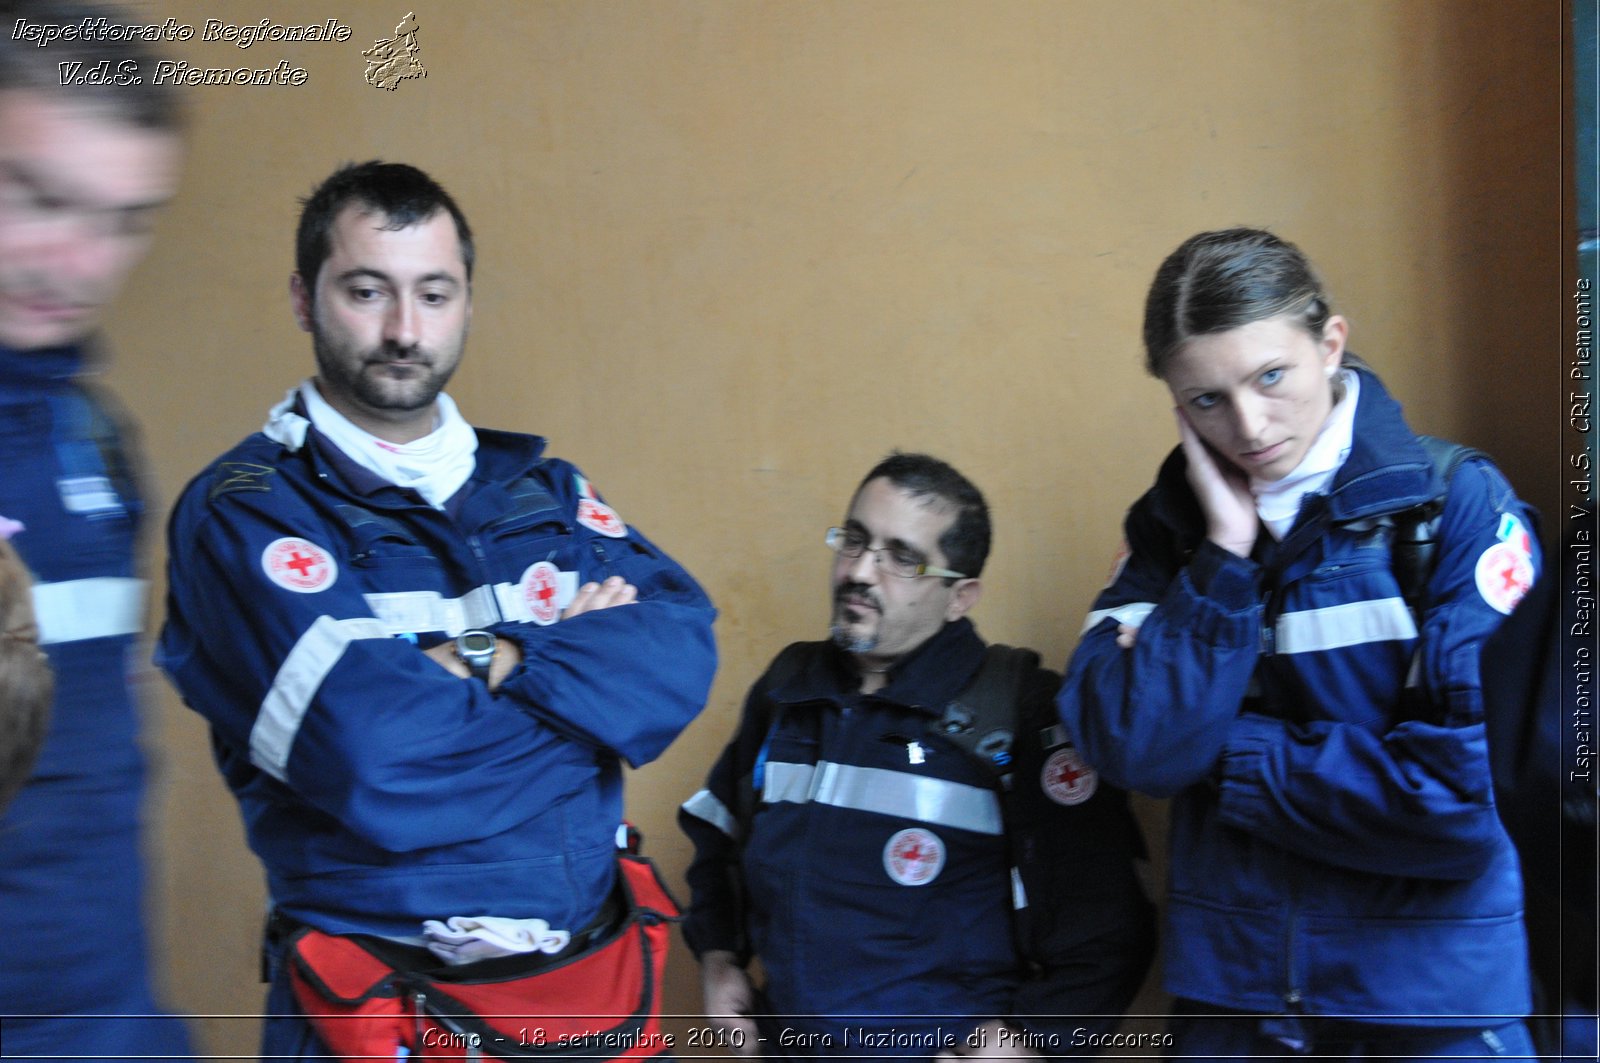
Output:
[829, 624, 878, 654]
[312, 332, 452, 414]
[830, 582, 881, 653]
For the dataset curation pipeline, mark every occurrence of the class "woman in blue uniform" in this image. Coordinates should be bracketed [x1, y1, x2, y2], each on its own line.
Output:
[1058, 228, 1539, 1060]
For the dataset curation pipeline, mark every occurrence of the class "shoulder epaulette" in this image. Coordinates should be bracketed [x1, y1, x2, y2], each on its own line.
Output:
[209, 461, 277, 502]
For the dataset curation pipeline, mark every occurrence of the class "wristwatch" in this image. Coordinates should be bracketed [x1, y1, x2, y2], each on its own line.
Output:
[454, 629, 497, 681]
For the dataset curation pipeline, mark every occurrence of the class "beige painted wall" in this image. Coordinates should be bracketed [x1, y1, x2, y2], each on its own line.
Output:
[91, 0, 1562, 1055]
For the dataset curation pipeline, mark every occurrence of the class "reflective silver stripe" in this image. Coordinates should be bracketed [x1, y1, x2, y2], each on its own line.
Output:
[762, 759, 1002, 836]
[1011, 866, 1028, 910]
[32, 577, 147, 645]
[365, 574, 582, 634]
[762, 761, 816, 805]
[250, 616, 390, 781]
[1081, 601, 1156, 634]
[681, 789, 740, 840]
[363, 584, 503, 636]
[1274, 597, 1417, 655]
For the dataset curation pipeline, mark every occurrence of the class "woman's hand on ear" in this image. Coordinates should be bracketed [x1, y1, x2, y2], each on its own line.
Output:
[1176, 408, 1259, 558]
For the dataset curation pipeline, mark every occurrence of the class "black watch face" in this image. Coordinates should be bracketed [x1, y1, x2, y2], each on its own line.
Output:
[459, 632, 495, 654]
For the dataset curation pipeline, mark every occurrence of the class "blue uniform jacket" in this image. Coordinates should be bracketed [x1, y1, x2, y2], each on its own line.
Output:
[156, 404, 717, 938]
[1058, 366, 1537, 1022]
[681, 619, 1154, 1057]
[0, 344, 190, 1059]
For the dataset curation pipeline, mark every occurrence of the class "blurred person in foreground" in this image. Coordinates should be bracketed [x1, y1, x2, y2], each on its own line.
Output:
[0, 0, 190, 1057]
[1058, 228, 1540, 1060]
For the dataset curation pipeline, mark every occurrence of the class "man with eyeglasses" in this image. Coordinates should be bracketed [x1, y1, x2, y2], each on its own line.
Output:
[680, 453, 1155, 1060]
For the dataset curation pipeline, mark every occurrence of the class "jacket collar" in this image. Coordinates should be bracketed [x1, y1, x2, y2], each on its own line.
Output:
[769, 617, 988, 717]
[1320, 364, 1439, 520]
[268, 392, 550, 505]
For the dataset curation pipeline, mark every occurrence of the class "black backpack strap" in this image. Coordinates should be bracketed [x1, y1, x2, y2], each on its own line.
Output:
[931, 644, 1049, 958]
[1390, 435, 1486, 619]
[1414, 434, 1485, 481]
[931, 644, 1040, 791]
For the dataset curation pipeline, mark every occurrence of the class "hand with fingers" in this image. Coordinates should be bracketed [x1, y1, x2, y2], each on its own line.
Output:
[1175, 408, 1259, 558]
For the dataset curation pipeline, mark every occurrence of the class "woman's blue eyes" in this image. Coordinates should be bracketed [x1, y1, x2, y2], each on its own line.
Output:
[1190, 368, 1284, 410]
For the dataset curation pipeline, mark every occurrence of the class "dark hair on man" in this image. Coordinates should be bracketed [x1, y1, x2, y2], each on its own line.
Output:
[295, 161, 476, 290]
[857, 452, 991, 579]
[1142, 227, 1333, 379]
[0, 0, 185, 131]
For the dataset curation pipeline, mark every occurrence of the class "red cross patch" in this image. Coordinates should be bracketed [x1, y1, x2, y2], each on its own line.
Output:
[1474, 540, 1534, 615]
[577, 497, 627, 538]
[1041, 747, 1098, 806]
[883, 828, 945, 886]
[574, 475, 628, 538]
[520, 561, 562, 625]
[262, 537, 337, 593]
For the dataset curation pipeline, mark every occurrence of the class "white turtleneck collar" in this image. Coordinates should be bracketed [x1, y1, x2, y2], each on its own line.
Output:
[1250, 368, 1360, 539]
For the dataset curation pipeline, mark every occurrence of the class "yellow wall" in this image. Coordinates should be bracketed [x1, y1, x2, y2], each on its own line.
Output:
[94, 0, 1562, 1055]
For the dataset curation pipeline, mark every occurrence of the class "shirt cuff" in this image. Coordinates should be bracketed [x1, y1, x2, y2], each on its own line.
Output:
[1185, 540, 1260, 611]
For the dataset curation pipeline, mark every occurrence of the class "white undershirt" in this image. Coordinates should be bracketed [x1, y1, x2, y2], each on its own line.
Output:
[264, 380, 478, 509]
[1250, 369, 1360, 540]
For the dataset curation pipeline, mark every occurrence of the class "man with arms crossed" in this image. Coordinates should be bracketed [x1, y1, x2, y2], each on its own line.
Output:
[681, 454, 1154, 1059]
[0, 2, 190, 1055]
[157, 161, 716, 1058]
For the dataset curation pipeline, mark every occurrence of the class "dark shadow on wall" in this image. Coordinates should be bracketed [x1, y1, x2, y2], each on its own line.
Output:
[1434, 0, 1566, 524]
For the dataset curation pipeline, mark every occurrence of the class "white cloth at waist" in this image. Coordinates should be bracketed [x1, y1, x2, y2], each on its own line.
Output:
[421, 915, 572, 966]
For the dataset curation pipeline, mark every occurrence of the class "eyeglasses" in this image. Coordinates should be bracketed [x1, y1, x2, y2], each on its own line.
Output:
[825, 527, 967, 580]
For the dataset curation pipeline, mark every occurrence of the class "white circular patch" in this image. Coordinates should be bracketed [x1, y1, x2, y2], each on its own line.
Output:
[1042, 747, 1098, 806]
[262, 537, 337, 593]
[576, 497, 627, 538]
[520, 561, 562, 625]
[1474, 541, 1534, 615]
[883, 828, 945, 886]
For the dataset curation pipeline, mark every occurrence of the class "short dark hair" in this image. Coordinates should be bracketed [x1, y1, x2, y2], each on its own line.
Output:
[0, 0, 186, 131]
[1142, 227, 1332, 378]
[856, 452, 991, 579]
[295, 161, 475, 290]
